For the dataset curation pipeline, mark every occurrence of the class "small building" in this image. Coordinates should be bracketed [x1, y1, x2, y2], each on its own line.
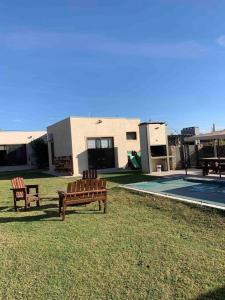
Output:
[0, 131, 46, 168]
[181, 126, 200, 145]
[181, 126, 200, 136]
[47, 117, 140, 175]
[139, 122, 171, 173]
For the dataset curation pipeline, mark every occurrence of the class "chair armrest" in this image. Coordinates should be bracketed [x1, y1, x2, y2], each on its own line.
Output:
[10, 187, 26, 192]
[57, 190, 66, 195]
[25, 184, 39, 188]
[25, 184, 39, 194]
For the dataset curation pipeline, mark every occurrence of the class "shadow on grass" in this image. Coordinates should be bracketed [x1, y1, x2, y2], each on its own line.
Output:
[0, 206, 12, 212]
[0, 203, 104, 223]
[195, 286, 225, 300]
[102, 171, 156, 185]
[0, 170, 55, 181]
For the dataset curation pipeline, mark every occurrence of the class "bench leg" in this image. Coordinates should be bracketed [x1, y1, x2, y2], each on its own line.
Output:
[14, 198, 17, 212]
[98, 201, 102, 211]
[36, 198, 40, 207]
[103, 200, 107, 214]
[24, 200, 28, 211]
[62, 201, 66, 221]
[59, 203, 62, 217]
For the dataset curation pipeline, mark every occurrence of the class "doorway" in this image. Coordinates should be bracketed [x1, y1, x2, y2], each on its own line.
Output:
[87, 137, 115, 169]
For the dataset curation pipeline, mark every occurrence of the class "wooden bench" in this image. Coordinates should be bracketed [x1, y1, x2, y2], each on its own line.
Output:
[11, 177, 40, 211]
[58, 179, 107, 220]
[82, 169, 97, 179]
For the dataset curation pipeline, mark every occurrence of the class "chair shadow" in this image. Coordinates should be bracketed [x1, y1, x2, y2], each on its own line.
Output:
[194, 286, 225, 300]
[0, 206, 12, 212]
[0, 203, 104, 223]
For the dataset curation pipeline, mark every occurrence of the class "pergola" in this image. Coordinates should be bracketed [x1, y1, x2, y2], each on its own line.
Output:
[184, 129, 225, 141]
[184, 129, 225, 177]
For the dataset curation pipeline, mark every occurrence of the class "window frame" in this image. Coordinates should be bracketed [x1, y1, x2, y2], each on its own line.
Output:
[126, 132, 137, 141]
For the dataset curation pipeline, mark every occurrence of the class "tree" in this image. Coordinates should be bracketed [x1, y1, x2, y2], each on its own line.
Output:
[31, 138, 49, 169]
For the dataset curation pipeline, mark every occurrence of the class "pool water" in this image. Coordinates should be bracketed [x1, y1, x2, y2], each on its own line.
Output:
[125, 177, 225, 209]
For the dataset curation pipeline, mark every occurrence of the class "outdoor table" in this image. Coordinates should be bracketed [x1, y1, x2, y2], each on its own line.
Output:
[201, 157, 225, 176]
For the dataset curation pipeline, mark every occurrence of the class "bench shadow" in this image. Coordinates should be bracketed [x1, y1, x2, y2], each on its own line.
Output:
[194, 286, 225, 300]
[0, 203, 104, 223]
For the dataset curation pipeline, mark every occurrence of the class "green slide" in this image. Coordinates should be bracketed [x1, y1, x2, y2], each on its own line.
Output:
[128, 151, 141, 169]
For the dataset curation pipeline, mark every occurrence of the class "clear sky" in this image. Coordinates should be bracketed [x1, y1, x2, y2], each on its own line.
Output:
[1, 0, 225, 133]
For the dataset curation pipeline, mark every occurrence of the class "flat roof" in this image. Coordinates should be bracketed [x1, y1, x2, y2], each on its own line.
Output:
[139, 122, 166, 126]
[184, 129, 225, 142]
[47, 116, 141, 128]
[70, 116, 140, 120]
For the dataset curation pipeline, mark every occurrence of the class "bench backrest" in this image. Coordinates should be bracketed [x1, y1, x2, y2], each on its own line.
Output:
[67, 179, 106, 193]
[11, 177, 25, 189]
[82, 169, 97, 180]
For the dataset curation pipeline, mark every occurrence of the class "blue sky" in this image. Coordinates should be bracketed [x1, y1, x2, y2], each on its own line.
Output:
[1, 0, 225, 133]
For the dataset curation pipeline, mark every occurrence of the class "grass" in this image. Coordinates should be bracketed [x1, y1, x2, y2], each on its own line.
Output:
[0, 170, 225, 299]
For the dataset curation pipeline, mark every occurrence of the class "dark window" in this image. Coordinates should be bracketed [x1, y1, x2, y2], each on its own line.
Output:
[126, 132, 137, 140]
[0, 144, 27, 166]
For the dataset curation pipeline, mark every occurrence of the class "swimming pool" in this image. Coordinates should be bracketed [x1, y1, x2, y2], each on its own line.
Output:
[123, 177, 225, 210]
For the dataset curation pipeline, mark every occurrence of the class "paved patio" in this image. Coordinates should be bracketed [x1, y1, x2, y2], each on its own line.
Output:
[150, 168, 225, 181]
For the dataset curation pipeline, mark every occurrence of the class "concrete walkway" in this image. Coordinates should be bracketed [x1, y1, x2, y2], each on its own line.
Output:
[150, 168, 225, 181]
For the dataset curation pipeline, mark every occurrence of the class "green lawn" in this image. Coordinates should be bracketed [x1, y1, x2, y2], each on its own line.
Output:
[0, 170, 225, 299]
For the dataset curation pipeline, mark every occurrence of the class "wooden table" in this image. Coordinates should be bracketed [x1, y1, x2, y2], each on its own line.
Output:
[201, 157, 225, 176]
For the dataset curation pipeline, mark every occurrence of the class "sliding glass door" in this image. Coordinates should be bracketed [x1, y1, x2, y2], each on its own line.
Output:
[87, 137, 115, 169]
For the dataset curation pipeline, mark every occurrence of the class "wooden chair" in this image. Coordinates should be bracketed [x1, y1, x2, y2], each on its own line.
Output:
[11, 177, 40, 211]
[82, 169, 97, 179]
[58, 179, 107, 220]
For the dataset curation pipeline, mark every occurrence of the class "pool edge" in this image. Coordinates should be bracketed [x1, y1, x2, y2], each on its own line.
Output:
[119, 184, 225, 211]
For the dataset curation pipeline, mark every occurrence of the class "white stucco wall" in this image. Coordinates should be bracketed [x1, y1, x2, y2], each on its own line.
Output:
[47, 117, 140, 175]
[47, 118, 73, 172]
[139, 125, 150, 173]
[0, 131, 46, 145]
[70, 117, 140, 175]
[149, 123, 167, 145]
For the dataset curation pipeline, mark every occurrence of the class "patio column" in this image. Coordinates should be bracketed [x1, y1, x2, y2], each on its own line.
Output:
[213, 139, 218, 157]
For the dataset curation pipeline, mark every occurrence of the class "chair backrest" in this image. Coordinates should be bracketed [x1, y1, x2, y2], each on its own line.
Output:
[82, 169, 97, 180]
[11, 177, 25, 189]
[67, 179, 106, 193]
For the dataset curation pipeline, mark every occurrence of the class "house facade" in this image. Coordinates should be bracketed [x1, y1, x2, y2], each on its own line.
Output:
[0, 131, 46, 168]
[47, 117, 140, 175]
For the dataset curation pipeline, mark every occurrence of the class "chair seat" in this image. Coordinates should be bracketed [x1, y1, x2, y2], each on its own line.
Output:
[26, 194, 39, 201]
[16, 192, 25, 199]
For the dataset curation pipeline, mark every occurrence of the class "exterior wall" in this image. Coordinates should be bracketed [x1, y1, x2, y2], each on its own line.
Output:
[139, 123, 169, 173]
[149, 123, 167, 145]
[47, 118, 73, 172]
[0, 131, 46, 167]
[139, 125, 150, 173]
[0, 131, 46, 145]
[70, 117, 140, 175]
